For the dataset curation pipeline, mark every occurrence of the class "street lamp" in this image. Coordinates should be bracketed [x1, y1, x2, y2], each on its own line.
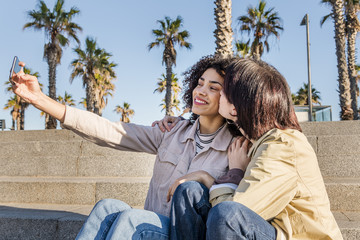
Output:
[300, 14, 313, 121]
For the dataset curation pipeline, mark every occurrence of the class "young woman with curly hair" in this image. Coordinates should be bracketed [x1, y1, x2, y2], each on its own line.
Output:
[11, 55, 240, 239]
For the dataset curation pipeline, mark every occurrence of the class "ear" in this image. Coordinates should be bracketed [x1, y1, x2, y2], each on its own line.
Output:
[230, 107, 237, 117]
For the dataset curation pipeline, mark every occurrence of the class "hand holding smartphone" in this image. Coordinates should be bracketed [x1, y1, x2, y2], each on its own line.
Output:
[9, 56, 21, 84]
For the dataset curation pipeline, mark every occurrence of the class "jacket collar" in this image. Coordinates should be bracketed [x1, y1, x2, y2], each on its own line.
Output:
[181, 118, 233, 151]
[248, 128, 295, 157]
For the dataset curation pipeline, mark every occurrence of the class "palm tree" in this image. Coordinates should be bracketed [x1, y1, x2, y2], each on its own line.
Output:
[57, 91, 76, 106]
[237, 0, 283, 60]
[70, 37, 117, 115]
[4, 81, 20, 130]
[93, 67, 116, 116]
[4, 96, 20, 130]
[154, 73, 182, 97]
[5, 67, 40, 130]
[148, 16, 191, 116]
[154, 73, 182, 116]
[293, 83, 322, 105]
[345, 0, 360, 119]
[235, 40, 250, 58]
[214, 0, 234, 57]
[322, 0, 360, 119]
[114, 102, 135, 123]
[79, 97, 87, 109]
[321, 0, 353, 119]
[355, 64, 360, 96]
[24, 0, 82, 129]
[159, 98, 181, 116]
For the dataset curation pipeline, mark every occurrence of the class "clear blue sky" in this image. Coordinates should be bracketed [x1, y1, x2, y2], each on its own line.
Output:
[0, 0, 348, 130]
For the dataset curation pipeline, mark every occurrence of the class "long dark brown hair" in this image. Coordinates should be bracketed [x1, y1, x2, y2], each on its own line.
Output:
[223, 58, 301, 140]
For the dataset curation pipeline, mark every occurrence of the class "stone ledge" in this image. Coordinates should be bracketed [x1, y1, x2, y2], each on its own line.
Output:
[0, 203, 358, 240]
[0, 176, 151, 206]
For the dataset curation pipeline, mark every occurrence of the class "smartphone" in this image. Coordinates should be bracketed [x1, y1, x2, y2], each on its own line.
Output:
[9, 56, 21, 82]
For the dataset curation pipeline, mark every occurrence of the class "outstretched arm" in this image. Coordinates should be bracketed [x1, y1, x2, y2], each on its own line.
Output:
[11, 62, 66, 122]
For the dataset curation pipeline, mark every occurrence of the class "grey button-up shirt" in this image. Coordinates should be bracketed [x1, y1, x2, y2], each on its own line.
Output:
[62, 106, 233, 217]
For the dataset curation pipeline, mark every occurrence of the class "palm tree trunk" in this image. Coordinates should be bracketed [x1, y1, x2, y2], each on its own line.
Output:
[16, 112, 20, 131]
[20, 101, 26, 130]
[93, 88, 101, 116]
[165, 58, 173, 116]
[11, 110, 15, 130]
[253, 45, 261, 61]
[46, 45, 58, 129]
[347, 28, 358, 119]
[86, 77, 97, 114]
[85, 80, 92, 112]
[346, 3, 359, 119]
[214, 0, 234, 57]
[332, 0, 353, 120]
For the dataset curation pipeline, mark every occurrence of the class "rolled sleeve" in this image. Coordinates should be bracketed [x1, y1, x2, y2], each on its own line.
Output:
[209, 186, 234, 206]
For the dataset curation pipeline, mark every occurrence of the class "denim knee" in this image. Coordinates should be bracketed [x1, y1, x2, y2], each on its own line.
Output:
[93, 198, 131, 214]
[208, 202, 233, 222]
[95, 199, 119, 208]
[173, 181, 204, 198]
[207, 202, 277, 240]
[207, 201, 248, 226]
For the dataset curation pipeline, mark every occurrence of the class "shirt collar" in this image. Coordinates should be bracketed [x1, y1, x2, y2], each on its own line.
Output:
[181, 118, 233, 151]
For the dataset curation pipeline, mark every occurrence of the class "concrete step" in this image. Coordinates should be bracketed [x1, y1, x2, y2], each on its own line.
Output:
[0, 120, 358, 143]
[0, 140, 155, 158]
[325, 178, 360, 211]
[2, 134, 360, 178]
[301, 120, 360, 136]
[0, 176, 150, 206]
[318, 155, 360, 178]
[1, 129, 360, 179]
[0, 203, 90, 240]
[1, 176, 358, 213]
[0, 129, 81, 143]
[304, 134, 360, 157]
[0, 203, 358, 240]
[333, 211, 360, 240]
[316, 134, 360, 156]
[0, 149, 155, 177]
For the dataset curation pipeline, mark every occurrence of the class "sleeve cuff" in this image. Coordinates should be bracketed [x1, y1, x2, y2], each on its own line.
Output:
[214, 168, 244, 185]
[209, 186, 235, 202]
[60, 105, 74, 129]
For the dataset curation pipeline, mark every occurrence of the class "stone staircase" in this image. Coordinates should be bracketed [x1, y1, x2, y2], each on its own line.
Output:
[301, 121, 360, 240]
[0, 130, 155, 239]
[0, 121, 359, 239]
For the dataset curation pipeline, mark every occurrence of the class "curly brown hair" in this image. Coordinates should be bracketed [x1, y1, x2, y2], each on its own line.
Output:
[182, 55, 231, 120]
[181, 55, 241, 136]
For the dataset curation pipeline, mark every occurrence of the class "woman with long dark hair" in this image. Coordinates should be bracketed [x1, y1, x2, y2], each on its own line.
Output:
[170, 58, 343, 239]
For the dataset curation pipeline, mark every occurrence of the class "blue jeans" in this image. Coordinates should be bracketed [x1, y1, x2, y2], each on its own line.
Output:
[170, 181, 211, 240]
[170, 181, 277, 240]
[76, 199, 170, 240]
[207, 201, 277, 240]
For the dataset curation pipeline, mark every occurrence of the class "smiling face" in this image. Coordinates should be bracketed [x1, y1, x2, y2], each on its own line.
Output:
[192, 68, 224, 118]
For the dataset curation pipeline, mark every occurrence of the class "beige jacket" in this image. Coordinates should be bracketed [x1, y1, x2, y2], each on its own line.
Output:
[62, 106, 233, 217]
[210, 128, 343, 240]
